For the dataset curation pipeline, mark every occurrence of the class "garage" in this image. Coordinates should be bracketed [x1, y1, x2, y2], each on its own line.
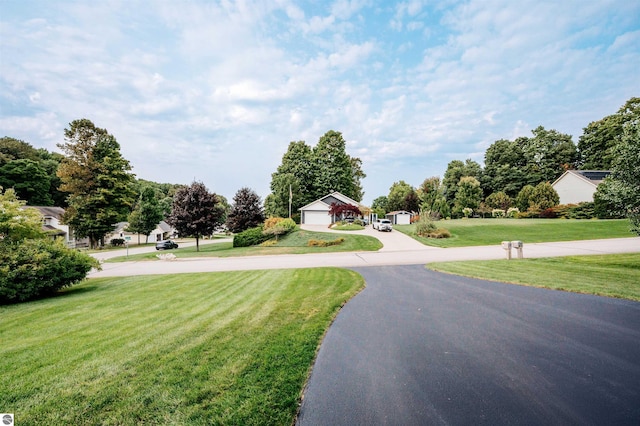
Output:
[302, 210, 332, 225]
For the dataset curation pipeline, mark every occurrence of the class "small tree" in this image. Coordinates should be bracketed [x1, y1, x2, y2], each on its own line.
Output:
[515, 185, 535, 212]
[226, 187, 264, 233]
[328, 203, 362, 222]
[454, 176, 482, 217]
[126, 186, 164, 244]
[530, 182, 560, 211]
[0, 187, 44, 242]
[485, 191, 512, 212]
[168, 181, 224, 251]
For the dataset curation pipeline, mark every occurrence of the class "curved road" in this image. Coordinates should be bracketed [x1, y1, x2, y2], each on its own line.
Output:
[297, 265, 640, 425]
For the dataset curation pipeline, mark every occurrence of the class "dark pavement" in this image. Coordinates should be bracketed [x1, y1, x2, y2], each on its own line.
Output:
[297, 265, 640, 425]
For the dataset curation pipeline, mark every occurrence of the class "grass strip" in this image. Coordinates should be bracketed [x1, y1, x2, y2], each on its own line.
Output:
[427, 253, 640, 301]
[396, 218, 633, 247]
[107, 228, 382, 262]
[0, 268, 364, 425]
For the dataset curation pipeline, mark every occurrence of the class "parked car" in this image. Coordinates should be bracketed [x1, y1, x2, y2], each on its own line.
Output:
[156, 240, 179, 250]
[373, 219, 393, 232]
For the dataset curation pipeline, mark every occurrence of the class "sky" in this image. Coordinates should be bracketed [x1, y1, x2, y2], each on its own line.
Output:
[1, 1, 639, 205]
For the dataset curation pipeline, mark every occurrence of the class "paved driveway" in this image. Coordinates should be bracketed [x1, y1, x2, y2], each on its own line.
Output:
[297, 265, 640, 425]
[300, 224, 434, 251]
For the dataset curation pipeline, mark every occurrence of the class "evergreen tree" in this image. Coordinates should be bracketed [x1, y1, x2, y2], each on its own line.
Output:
[126, 186, 164, 244]
[226, 187, 264, 233]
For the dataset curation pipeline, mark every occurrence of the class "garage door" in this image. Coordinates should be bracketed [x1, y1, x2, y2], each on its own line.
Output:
[303, 211, 332, 225]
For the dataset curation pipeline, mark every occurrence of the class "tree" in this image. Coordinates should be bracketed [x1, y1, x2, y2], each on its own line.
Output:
[485, 191, 512, 211]
[371, 196, 388, 213]
[226, 187, 264, 233]
[442, 159, 483, 205]
[387, 180, 415, 212]
[0, 137, 40, 165]
[57, 119, 136, 248]
[578, 97, 640, 170]
[515, 185, 535, 212]
[269, 141, 314, 215]
[168, 181, 224, 251]
[482, 139, 527, 197]
[418, 176, 449, 219]
[0, 187, 44, 242]
[519, 126, 577, 185]
[126, 186, 164, 244]
[266, 173, 300, 219]
[312, 130, 363, 201]
[453, 176, 482, 216]
[594, 119, 640, 234]
[0, 159, 53, 205]
[328, 203, 362, 221]
[529, 182, 560, 211]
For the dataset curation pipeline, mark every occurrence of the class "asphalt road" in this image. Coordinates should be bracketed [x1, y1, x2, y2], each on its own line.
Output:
[296, 265, 640, 425]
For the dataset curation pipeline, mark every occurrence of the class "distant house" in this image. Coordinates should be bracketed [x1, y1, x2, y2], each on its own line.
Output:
[386, 210, 413, 225]
[551, 170, 611, 205]
[299, 192, 368, 225]
[25, 206, 89, 248]
[107, 220, 174, 244]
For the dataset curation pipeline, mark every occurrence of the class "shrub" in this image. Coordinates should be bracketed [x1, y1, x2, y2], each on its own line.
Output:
[462, 207, 473, 218]
[492, 209, 505, 218]
[506, 207, 520, 218]
[539, 208, 557, 219]
[415, 217, 437, 236]
[307, 238, 345, 247]
[233, 226, 270, 247]
[1, 239, 99, 304]
[110, 238, 125, 247]
[426, 228, 451, 239]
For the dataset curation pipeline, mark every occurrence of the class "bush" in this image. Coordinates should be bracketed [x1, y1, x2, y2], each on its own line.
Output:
[233, 226, 270, 247]
[506, 207, 519, 218]
[0, 239, 99, 304]
[425, 228, 451, 239]
[110, 238, 125, 247]
[539, 208, 557, 219]
[492, 209, 505, 218]
[307, 238, 345, 247]
[415, 217, 437, 236]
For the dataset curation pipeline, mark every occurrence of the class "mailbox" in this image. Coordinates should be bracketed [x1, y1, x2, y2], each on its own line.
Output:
[501, 241, 512, 259]
[511, 240, 523, 258]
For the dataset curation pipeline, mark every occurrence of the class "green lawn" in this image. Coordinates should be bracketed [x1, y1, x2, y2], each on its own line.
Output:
[0, 268, 364, 425]
[107, 228, 382, 262]
[395, 218, 633, 247]
[427, 253, 640, 301]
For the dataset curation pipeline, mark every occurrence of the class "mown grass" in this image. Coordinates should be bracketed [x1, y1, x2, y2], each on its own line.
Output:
[0, 268, 365, 425]
[331, 223, 365, 231]
[395, 218, 633, 247]
[427, 253, 640, 301]
[107, 228, 382, 262]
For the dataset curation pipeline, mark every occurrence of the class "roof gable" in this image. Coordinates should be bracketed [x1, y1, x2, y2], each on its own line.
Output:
[300, 191, 363, 211]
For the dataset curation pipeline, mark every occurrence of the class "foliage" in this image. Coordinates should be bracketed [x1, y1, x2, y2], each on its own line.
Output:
[226, 187, 264, 233]
[267, 131, 366, 215]
[387, 180, 417, 212]
[308, 237, 345, 247]
[126, 186, 164, 244]
[442, 159, 483, 205]
[482, 139, 527, 197]
[454, 176, 482, 216]
[0, 238, 99, 304]
[492, 209, 505, 218]
[328, 202, 362, 220]
[578, 97, 639, 169]
[419, 176, 448, 218]
[529, 181, 560, 211]
[485, 191, 512, 211]
[507, 207, 520, 218]
[414, 216, 437, 236]
[57, 119, 136, 248]
[594, 118, 640, 234]
[371, 196, 388, 214]
[262, 217, 296, 241]
[519, 126, 577, 185]
[550, 203, 596, 219]
[233, 226, 270, 247]
[0, 187, 44, 242]
[0, 159, 53, 205]
[168, 181, 224, 251]
[515, 184, 535, 211]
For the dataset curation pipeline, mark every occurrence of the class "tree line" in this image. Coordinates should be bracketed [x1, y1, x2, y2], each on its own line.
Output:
[371, 96, 639, 231]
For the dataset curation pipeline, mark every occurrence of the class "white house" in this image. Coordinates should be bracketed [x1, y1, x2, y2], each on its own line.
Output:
[299, 192, 366, 225]
[386, 210, 413, 225]
[551, 170, 610, 205]
[107, 220, 174, 245]
[25, 206, 89, 248]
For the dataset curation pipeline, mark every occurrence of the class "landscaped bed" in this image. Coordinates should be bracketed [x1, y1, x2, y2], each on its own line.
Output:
[0, 268, 365, 425]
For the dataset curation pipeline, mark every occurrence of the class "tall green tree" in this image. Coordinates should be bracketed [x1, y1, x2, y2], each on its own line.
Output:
[312, 130, 363, 201]
[578, 97, 640, 170]
[57, 119, 136, 248]
[594, 119, 640, 234]
[453, 176, 483, 216]
[482, 139, 527, 197]
[0, 137, 40, 165]
[168, 181, 224, 251]
[519, 126, 577, 185]
[126, 186, 164, 244]
[226, 187, 264, 233]
[442, 159, 483, 205]
[0, 159, 53, 205]
[387, 180, 416, 212]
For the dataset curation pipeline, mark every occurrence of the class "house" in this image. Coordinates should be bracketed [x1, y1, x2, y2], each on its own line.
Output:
[106, 220, 174, 245]
[299, 192, 368, 225]
[551, 170, 610, 205]
[386, 210, 413, 225]
[25, 206, 89, 248]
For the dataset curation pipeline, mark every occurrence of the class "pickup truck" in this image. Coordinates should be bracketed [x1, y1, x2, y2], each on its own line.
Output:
[373, 219, 393, 232]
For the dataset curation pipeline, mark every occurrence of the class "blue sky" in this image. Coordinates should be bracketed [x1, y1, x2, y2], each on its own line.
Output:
[1, 0, 638, 205]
